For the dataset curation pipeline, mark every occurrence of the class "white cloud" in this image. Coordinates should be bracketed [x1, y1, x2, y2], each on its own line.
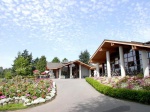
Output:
[0, 0, 150, 66]
[22, 10, 30, 15]
[2, 0, 13, 3]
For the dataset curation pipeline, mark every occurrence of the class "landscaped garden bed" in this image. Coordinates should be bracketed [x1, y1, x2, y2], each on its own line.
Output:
[94, 76, 150, 91]
[86, 76, 150, 104]
[0, 76, 56, 111]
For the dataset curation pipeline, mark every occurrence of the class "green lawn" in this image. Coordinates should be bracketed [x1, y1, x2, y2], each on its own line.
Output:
[0, 103, 27, 111]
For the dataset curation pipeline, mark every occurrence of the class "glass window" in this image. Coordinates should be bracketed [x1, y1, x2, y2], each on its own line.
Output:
[128, 57, 133, 61]
[128, 52, 132, 57]
[128, 61, 134, 67]
[133, 51, 135, 55]
[140, 60, 142, 65]
[124, 58, 127, 62]
[124, 62, 128, 67]
[134, 66, 137, 70]
[134, 61, 137, 65]
[134, 56, 137, 61]
[130, 66, 134, 71]
[124, 54, 127, 58]
[139, 51, 142, 59]
[122, 49, 145, 76]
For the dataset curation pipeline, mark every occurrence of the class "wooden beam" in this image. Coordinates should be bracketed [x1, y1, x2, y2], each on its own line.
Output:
[90, 59, 105, 63]
[132, 46, 137, 50]
[111, 43, 115, 46]
[99, 48, 107, 51]
[99, 47, 116, 52]
[111, 43, 131, 49]
[132, 46, 150, 51]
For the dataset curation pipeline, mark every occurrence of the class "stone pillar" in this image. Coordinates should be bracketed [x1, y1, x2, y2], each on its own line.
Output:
[70, 64, 73, 78]
[96, 63, 100, 77]
[59, 68, 61, 79]
[141, 50, 149, 77]
[106, 51, 111, 77]
[79, 64, 81, 79]
[119, 46, 126, 77]
[89, 69, 91, 77]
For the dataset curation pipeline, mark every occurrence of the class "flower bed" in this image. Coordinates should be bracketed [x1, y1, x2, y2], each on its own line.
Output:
[94, 76, 150, 91]
[86, 77, 150, 104]
[0, 76, 56, 109]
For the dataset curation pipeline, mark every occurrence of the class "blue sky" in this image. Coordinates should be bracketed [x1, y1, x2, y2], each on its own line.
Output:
[0, 0, 150, 68]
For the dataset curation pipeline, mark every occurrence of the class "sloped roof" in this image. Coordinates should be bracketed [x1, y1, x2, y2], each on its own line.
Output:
[63, 60, 92, 69]
[47, 62, 65, 69]
[47, 60, 95, 70]
[90, 39, 150, 64]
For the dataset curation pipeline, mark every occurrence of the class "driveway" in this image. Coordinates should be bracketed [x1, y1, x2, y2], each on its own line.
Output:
[13, 79, 150, 112]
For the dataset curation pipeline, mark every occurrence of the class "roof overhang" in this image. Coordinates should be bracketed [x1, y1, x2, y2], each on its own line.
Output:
[60, 60, 92, 69]
[47, 60, 93, 70]
[89, 39, 150, 64]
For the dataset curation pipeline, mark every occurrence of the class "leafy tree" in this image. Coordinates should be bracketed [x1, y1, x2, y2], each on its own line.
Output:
[21, 49, 33, 75]
[79, 50, 90, 64]
[2, 68, 12, 79]
[62, 58, 68, 63]
[0, 67, 3, 78]
[4, 71, 12, 79]
[12, 49, 33, 76]
[52, 57, 60, 63]
[36, 56, 47, 73]
[14, 56, 28, 76]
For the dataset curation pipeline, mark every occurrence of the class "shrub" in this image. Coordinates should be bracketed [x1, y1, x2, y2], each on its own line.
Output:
[137, 73, 144, 79]
[86, 77, 150, 104]
[4, 71, 12, 79]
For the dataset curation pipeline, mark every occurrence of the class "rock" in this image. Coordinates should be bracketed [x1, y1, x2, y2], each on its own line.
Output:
[36, 97, 46, 103]
[24, 103, 31, 106]
[53, 82, 56, 88]
[50, 93, 55, 97]
[45, 96, 52, 101]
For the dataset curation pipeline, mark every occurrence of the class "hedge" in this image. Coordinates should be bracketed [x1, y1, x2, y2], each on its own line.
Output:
[85, 77, 150, 104]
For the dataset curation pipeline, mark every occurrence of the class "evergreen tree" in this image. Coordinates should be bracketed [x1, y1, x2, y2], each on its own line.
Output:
[12, 49, 33, 76]
[14, 56, 28, 76]
[52, 57, 60, 63]
[36, 56, 47, 73]
[0, 67, 3, 78]
[79, 50, 90, 64]
[62, 58, 68, 63]
[32, 57, 39, 70]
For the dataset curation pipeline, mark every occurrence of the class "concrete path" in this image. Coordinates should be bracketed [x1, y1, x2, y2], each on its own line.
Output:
[13, 79, 150, 112]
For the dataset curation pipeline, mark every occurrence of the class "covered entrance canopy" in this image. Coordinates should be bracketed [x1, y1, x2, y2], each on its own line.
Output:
[89, 39, 150, 77]
[47, 60, 95, 79]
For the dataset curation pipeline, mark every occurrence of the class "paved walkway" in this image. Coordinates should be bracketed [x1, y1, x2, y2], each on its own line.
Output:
[13, 79, 150, 112]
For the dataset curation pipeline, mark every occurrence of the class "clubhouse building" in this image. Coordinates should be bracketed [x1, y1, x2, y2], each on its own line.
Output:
[89, 40, 150, 78]
[46, 60, 95, 79]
